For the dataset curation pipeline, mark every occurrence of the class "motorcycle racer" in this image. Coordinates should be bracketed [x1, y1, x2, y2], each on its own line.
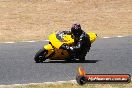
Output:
[60, 23, 91, 61]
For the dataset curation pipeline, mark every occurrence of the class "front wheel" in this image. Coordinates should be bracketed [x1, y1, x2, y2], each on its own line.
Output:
[34, 49, 48, 63]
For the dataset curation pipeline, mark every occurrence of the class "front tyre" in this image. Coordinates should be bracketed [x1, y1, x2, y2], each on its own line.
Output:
[34, 49, 48, 63]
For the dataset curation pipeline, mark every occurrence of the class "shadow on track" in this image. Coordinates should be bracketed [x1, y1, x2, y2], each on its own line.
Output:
[41, 60, 102, 63]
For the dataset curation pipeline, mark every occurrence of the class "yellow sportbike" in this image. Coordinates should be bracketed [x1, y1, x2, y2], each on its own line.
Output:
[34, 32, 97, 63]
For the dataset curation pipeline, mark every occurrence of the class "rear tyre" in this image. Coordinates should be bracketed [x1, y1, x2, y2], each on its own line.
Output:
[65, 55, 75, 62]
[79, 57, 85, 62]
[34, 49, 48, 63]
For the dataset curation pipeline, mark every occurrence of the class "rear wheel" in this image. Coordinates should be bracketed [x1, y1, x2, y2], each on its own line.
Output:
[79, 57, 85, 62]
[34, 49, 48, 63]
[65, 57, 75, 62]
[65, 55, 75, 62]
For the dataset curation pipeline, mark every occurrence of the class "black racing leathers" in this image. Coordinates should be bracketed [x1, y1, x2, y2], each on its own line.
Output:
[60, 30, 91, 60]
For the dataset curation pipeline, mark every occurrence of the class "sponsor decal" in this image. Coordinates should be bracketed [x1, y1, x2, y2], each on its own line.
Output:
[76, 66, 131, 85]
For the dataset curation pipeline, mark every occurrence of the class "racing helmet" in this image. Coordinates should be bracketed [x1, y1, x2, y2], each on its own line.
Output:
[71, 23, 82, 36]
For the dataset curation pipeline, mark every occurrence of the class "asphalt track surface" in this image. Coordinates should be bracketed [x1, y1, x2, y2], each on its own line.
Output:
[0, 36, 132, 85]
